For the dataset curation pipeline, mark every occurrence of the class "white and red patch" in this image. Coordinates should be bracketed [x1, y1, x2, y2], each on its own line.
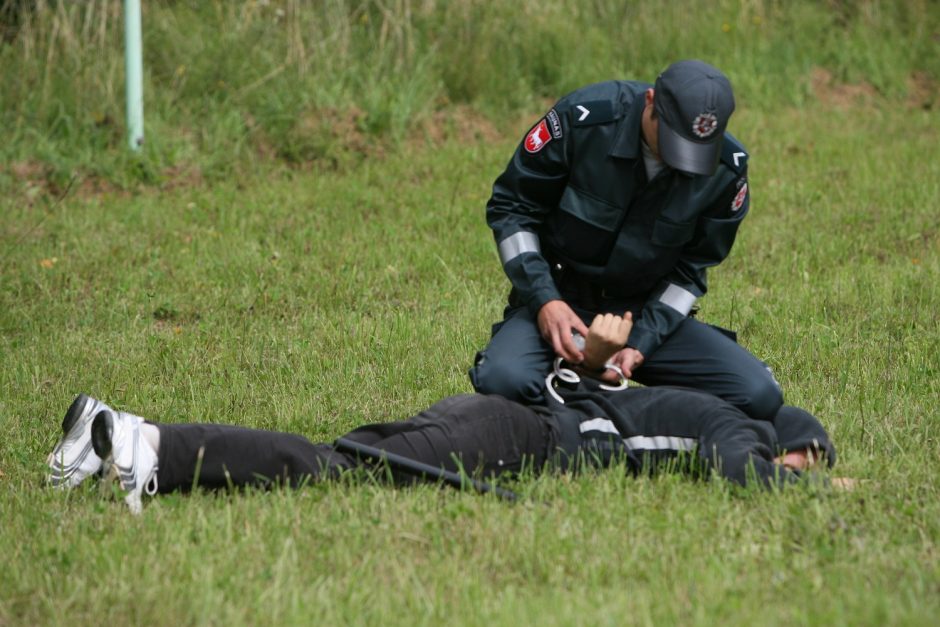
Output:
[524, 119, 552, 153]
[692, 112, 718, 138]
[731, 181, 748, 212]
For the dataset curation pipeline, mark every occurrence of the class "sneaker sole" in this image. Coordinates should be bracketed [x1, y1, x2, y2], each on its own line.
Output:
[62, 393, 92, 436]
[91, 410, 114, 459]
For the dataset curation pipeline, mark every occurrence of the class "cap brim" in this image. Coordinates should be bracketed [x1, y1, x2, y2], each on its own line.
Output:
[658, 121, 722, 176]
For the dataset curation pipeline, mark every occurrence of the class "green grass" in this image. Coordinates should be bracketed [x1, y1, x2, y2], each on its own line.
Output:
[1, 0, 939, 624]
[1, 99, 938, 623]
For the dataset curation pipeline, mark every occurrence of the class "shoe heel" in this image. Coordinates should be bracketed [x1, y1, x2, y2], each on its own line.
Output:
[91, 410, 114, 458]
[62, 394, 90, 435]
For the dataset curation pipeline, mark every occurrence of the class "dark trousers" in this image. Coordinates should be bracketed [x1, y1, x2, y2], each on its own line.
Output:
[469, 305, 783, 420]
[155, 395, 556, 492]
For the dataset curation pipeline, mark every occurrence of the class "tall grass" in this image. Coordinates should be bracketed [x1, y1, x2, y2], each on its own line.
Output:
[1, 0, 938, 187]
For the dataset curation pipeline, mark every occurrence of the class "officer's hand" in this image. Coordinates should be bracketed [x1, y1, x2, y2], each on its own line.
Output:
[537, 300, 589, 363]
[604, 347, 645, 381]
[582, 313, 633, 371]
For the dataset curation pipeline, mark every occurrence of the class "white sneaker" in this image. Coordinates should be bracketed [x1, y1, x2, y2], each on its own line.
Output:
[91, 409, 159, 515]
[47, 394, 109, 488]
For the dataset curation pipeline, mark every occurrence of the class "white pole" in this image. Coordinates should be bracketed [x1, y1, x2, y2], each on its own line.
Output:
[124, 0, 144, 150]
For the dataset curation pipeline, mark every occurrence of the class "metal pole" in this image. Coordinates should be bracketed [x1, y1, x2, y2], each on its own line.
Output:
[124, 0, 144, 150]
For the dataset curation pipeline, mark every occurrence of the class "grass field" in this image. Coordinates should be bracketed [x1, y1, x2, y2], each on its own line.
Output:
[1, 1, 939, 625]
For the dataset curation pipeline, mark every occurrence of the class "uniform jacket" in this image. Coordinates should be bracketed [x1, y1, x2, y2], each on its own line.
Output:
[487, 80, 751, 356]
[541, 379, 835, 488]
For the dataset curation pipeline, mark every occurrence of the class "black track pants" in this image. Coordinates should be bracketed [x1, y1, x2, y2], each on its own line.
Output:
[155, 394, 556, 492]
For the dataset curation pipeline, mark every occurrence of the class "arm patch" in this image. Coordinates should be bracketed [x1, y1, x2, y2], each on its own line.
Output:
[546, 109, 563, 138]
[731, 179, 748, 212]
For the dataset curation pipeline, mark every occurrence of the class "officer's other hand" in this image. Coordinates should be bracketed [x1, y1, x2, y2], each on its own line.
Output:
[604, 347, 645, 381]
[537, 300, 589, 363]
[582, 313, 633, 371]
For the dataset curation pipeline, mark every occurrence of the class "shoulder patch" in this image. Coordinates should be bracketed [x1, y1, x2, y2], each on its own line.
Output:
[546, 109, 563, 139]
[524, 119, 553, 153]
[731, 179, 748, 212]
[570, 100, 617, 127]
[720, 133, 748, 174]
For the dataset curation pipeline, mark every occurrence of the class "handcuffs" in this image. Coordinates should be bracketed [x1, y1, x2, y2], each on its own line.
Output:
[545, 333, 629, 404]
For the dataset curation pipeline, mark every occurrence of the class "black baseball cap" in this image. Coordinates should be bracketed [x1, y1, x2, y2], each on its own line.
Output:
[654, 60, 735, 176]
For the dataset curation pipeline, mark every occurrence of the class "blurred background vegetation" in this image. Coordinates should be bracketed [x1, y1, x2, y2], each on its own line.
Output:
[1, 0, 938, 190]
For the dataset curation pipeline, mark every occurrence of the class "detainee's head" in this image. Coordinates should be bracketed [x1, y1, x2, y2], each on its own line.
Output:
[645, 60, 735, 176]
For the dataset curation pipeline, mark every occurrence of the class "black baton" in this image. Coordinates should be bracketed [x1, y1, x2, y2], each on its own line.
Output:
[334, 437, 518, 502]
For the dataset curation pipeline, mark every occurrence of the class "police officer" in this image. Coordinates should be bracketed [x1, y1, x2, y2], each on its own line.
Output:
[470, 59, 783, 420]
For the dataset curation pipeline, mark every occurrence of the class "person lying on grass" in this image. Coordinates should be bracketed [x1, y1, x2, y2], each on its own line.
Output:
[47, 314, 843, 514]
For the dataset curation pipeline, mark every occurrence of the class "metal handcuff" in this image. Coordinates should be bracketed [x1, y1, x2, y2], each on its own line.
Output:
[545, 333, 629, 404]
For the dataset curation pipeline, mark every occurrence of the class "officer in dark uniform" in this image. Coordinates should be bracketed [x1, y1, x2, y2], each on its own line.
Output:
[470, 59, 783, 420]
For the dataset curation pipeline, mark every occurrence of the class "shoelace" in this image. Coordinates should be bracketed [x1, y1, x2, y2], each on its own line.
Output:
[144, 467, 159, 496]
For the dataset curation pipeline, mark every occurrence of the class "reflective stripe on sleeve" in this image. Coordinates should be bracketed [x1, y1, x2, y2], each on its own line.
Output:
[579, 418, 620, 435]
[579, 418, 698, 453]
[497, 231, 541, 266]
[658, 283, 697, 315]
[623, 435, 697, 452]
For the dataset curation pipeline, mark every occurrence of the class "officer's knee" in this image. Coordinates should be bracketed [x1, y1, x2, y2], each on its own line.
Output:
[735, 374, 784, 421]
[469, 355, 545, 403]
